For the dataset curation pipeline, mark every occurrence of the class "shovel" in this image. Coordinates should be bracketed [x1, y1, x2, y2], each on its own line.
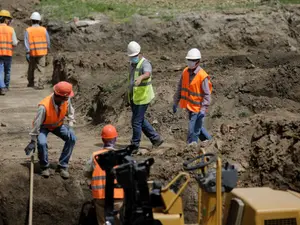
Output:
[28, 143, 36, 225]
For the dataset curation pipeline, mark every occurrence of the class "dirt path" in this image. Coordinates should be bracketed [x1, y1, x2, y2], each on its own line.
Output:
[0, 62, 189, 225]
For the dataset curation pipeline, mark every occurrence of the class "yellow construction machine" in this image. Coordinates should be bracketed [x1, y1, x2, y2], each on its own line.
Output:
[183, 152, 300, 225]
[95, 147, 300, 225]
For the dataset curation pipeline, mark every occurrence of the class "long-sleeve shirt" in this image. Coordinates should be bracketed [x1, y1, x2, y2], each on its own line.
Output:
[30, 95, 75, 140]
[173, 66, 211, 114]
[24, 24, 50, 53]
[0, 23, 18, 46]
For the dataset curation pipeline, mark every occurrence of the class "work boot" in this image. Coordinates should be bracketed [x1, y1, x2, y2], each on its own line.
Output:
[0, 88, 5, 95]
[152, 138, 164, 149]
[127, 144, 139, 154]
[59, 167, 70, 179]
[199, 140, 212, 148]
[27, 83, 34, 87]
[35, 85, 44, 90]
[187, 141, 198, 151]
[41, 168, 50, 178]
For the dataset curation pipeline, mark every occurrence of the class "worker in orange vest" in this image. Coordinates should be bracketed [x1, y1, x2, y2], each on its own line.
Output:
[24, 81, 76, 179]
[24, 12, 50, 89]
[0, 10, 18, 95]
[84, 124, 124, 225]
[173, 48, 213, 146]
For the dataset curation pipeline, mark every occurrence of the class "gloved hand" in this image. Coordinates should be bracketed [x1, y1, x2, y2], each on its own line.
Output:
[172, 104, 178, 114]
[24, 140, 36, 156]
[199, 112, 205, 118]
[26, 53, 30, 62]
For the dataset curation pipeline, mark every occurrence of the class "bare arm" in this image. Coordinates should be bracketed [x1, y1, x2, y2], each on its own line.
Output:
[140, 59, 152, 80]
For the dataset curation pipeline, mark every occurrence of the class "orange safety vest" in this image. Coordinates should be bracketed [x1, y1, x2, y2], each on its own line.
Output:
[26, 26, 48, 56]
[179, 67, 213, 113]
[0, 24, 13, 56]
[37, 94, 68, 131]
[91, 149, 124, 199]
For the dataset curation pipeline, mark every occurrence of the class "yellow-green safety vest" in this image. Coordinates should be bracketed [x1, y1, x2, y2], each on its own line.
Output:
[128, 58, 155, 105]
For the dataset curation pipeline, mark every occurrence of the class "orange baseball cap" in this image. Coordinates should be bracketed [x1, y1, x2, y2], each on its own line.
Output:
[53, 81, 74, 97]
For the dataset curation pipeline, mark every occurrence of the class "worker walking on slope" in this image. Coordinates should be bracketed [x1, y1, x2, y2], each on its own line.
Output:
[0, 10, 18, 95]
[173, 48, 213, 146]
[126, 41, 164, 152]
[24, 81, 76, 179]
[84, 124, 124, 225]
[24, 12, 50, 89]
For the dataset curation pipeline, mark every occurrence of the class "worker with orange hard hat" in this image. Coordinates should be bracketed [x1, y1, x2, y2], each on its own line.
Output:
[84, 124, 124, 225]
[24, 81, 76, 179]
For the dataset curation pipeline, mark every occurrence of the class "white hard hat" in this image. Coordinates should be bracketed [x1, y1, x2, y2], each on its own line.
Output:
[127, 41, 141, 57]
[185, 48, 201, 60]
[30, 12, 41, 21]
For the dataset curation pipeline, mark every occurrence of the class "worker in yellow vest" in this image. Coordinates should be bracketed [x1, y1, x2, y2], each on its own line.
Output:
[0, 10, 18, 95]
[126, 41, 164, 153]
[84, 124, 124, 225]
[24, 12, 50, 89]
[173, 48, 213, 146]
[24, 81, 76, 179]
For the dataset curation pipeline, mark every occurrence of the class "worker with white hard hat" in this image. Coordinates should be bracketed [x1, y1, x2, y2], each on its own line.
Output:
[173, 48, 213, 146]
[0, 9, 18, 95]
[126, 41, 164, 153]
[24, 12, 50, 89]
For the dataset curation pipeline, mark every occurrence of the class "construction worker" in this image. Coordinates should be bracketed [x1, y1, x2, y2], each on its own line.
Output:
[84, 124, 124, 225]
[0, 10, 18, 95]
[173, 48, 213, 146]
[24, 12, 50, 89]
[127, 41, 164, 152]
[24, 81, 76, 179]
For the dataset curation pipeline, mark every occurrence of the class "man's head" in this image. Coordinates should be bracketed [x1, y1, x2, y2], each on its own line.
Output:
[53, 81, 74, 105]
[0, 10, 12, 25]
[101, 124, 118, 147]
[185, 48, 201, 70]
[30, 12, 41, 25]
[127, 41, 141, 64]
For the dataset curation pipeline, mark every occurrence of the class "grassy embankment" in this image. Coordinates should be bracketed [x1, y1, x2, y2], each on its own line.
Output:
[39, 0, 300, 21]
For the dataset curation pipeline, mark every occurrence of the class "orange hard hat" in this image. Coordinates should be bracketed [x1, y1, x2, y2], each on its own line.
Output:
[53, 81, 74, 97]
[101, 124, 118, 139]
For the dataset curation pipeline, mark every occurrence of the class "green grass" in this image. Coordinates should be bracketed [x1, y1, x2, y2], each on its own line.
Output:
[40, 0, 138, 21]
[39, 0, 300, 22]
[279, 0, 300, 3]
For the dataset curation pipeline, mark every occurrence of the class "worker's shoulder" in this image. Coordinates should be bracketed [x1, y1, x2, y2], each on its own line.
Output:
[7, 26, 14, 32]
[199, 67, 209, 76]
[141, 58, 152, 67]
[1, 25, 14, 32]
[26, 26, 47, 31]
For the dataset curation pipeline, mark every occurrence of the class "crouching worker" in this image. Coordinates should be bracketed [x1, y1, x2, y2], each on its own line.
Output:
[84, 124, 124, 225]
[24, 81, 76, 179]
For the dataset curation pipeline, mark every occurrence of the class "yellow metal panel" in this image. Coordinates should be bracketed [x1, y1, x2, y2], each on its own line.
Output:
[225, 188, 300, 225]
[153, 213, 184, 225]
[231, 188, 300, 211]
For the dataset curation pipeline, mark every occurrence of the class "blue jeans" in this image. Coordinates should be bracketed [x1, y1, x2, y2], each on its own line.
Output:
[187, 111, 212, 144]
[0, 56, 12, 88]
[37, 125, 76, 168]
[0, 60, 5, 89]
[130, 102, 160, 147]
